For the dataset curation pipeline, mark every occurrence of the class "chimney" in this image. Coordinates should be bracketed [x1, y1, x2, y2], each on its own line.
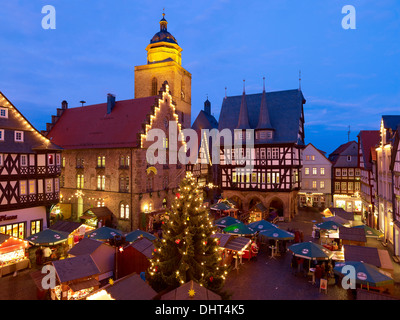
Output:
[61, 100, 68, 109]
[204, 98, 211, 115]
[107, 94, 116, 114]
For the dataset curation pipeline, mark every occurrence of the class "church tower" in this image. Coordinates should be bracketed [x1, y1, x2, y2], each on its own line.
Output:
[134, 13, 192, 128]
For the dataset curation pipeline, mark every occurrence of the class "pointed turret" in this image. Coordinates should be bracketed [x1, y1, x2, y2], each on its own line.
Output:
[256, 77, 273, 130]
[236, 80, 251, 129]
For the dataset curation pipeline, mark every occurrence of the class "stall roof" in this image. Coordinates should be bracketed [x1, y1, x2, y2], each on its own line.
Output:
[339, 227, 366, 243]
[161, 280, 221, 300]
[224, 236, 251, 252]
[0, 233, 10, 245]
[49, 221, 82, 234]
[210, 233, 232, 248]
[90, 273, 157, 300]
[52, 254, 100, 283]
[343, 245, 381, 267]
[69, 278, 101, 292]
[329, 207, 354, 221]
[67, 238, 104, 256]
[127, 237, 154, 259]
[84, 207, 114, 218]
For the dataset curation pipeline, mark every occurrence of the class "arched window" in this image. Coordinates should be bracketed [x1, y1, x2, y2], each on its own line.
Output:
[151, 77, 158, 96]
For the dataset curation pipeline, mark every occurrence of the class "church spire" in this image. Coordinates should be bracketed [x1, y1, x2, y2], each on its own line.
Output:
[256, 77, 273, 130]
[160, 9, 168, 31]
[236, 80, 251, 129]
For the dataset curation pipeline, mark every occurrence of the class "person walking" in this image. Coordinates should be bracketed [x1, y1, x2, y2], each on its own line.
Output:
[314, 264, 323, 287]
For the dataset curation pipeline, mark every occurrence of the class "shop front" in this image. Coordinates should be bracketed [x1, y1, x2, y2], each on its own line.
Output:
[0, 233, 30, 277]
[0, 206, 48, 239]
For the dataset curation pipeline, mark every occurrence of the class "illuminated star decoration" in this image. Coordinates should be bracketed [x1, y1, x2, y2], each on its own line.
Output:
[108, 278, 114, 286]
[188, 289, 196, 298]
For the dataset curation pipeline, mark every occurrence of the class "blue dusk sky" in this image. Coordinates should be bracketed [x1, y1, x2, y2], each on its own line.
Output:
[0, 0, 399, 155]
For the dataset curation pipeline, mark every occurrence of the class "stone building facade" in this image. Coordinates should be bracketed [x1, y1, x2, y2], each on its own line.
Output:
[44, 15, 190, 233]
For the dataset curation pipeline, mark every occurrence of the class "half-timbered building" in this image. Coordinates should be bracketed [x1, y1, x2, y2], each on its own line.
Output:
[328, 141, 361, 213]
[217, 82, 306, 222]
[390, 127, 400, 258]
[375, 116, 400, 246]
[0, 91, 62, 239]
[357, 130, 380, 228]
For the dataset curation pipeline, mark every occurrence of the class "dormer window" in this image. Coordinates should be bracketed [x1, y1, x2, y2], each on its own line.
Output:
[256, 130, 273, 140]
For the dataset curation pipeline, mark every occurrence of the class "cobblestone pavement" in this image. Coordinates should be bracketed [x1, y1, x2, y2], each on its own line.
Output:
[1, 208, 399, 300]
[223, 208, 400, 300]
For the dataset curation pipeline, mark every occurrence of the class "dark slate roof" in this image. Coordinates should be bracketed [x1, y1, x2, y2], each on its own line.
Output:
[343, 245, 381, 267]
[49, 221, 82, 234]
[52, 254, 100, 283]
[338, 227, 367, 243]
[67, 238, 103, 256]
[218, 89, 305, 144]
[192, 110, 218, 132]
[328, 141, 358, 167]
[97, 273, 157, 300]
[382, 115, 400, 131]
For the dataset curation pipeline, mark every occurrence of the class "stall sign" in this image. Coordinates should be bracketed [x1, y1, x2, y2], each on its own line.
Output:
[0, 215, 18, 222]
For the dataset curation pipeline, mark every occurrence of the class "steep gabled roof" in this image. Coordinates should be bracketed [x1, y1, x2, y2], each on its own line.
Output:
[358, 130, 380, 170]
[47, 96, 158, 149]
[0, 91, 62, 153]
[328, 141, 358, 167]
[218, 89, 305, 144]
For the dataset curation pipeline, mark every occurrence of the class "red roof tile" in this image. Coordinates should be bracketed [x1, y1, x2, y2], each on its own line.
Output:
[48, 96, 158, 149]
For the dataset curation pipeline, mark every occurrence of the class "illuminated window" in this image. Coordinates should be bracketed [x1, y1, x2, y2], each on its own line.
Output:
[320, 168, 325, 175]
[120, 203, 130, 220]
[97, 175, 105, 190]
[29, 180, 36, 194]
[312, 168, 317, 175]
[305, 167, 310, 175]
[20, 181, 27, 195]
[46, 179, 53, 193]
[77, 174, 84, 189]
[312, 181, 317, 189]
[320, 181, 325, 189]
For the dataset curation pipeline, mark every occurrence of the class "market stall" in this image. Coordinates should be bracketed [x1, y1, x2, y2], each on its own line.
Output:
[248, 219, 278, 232]
[213, 216, 242, 229]
[125, 229, 157, 243]
[80, 207, 114, 228]
[210, 200, 239, 219]
[49, 220, 95, 248]
[67, 238, 115, 281]
[86, 226, 124, 242]
[211, 233, 252, 269]
[334, 261, 394, 294]
[222, 223, 256, 236]
[343, 245, 395, 278]
[51, 254, 101, 300]
[248, 202, 268, 223]
[161, 280, 221, 300]
[87, 273, 157, 300]
[259, 228, 294, 257]
[116, 237, 155, 279]
[0, 233, 30, 277]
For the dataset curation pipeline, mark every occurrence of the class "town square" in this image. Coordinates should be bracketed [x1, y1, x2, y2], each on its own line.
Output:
[0, 0, 400, 309]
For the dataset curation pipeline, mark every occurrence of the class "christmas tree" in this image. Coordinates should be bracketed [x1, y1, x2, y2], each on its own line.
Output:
[146, 172, 227, 294]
